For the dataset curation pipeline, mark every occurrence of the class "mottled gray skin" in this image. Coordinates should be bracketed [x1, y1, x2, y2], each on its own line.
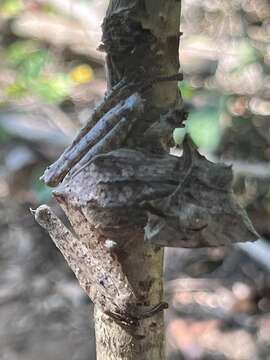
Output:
[35, 0, 259, 359]
[56, 137, 258, 250]
[43, 93, 144, 187]
[144, 138, 259, 247]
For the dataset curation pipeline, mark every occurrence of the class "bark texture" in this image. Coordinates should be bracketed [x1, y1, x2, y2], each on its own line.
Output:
[93, 1, 182, 358]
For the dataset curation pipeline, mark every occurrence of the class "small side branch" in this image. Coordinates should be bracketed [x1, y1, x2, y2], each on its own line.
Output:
[33, 205, 136, 318]
[33, 203, 167, 327]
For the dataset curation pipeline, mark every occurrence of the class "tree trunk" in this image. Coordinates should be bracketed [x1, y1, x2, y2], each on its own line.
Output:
[94, 245, 164, 360]
[34, 2, 258, 359]
[94, 1, 182, 359]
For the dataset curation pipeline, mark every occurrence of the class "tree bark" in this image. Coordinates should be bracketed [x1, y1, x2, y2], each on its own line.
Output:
[34, 2, 258, 359]
[94, 1, 182, 359]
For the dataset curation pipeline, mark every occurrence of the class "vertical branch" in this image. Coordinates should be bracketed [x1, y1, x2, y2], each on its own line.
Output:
[94, 1, 182, 359]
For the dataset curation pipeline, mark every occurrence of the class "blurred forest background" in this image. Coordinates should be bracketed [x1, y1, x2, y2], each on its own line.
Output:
[0, 0, 270, 359]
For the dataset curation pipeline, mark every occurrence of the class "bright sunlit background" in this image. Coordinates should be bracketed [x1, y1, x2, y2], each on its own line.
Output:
[0, 1, 270, 359]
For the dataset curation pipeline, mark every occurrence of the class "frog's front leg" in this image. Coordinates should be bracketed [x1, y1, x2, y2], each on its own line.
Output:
[42, 92, 143, 187]
[69, 111, 140, 179]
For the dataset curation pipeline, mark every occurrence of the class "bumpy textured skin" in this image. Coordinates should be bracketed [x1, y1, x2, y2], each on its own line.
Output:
[35, 0, 259, 359]
[55, 137, 258, 250]
[43, 92, 144, 187]
[144, 138, 259, 247]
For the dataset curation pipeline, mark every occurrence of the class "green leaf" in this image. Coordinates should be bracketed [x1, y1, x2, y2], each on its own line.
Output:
[6, 41, 37, 65]
[19, 50, 51, 82]
[186, 108, 221, 152]
[0, 0, 24, 16]
[5, 81, 28, 99]
[6, 42, 51, 84]
[30, 74, 72, 103]
[178, 82, 195, 101]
